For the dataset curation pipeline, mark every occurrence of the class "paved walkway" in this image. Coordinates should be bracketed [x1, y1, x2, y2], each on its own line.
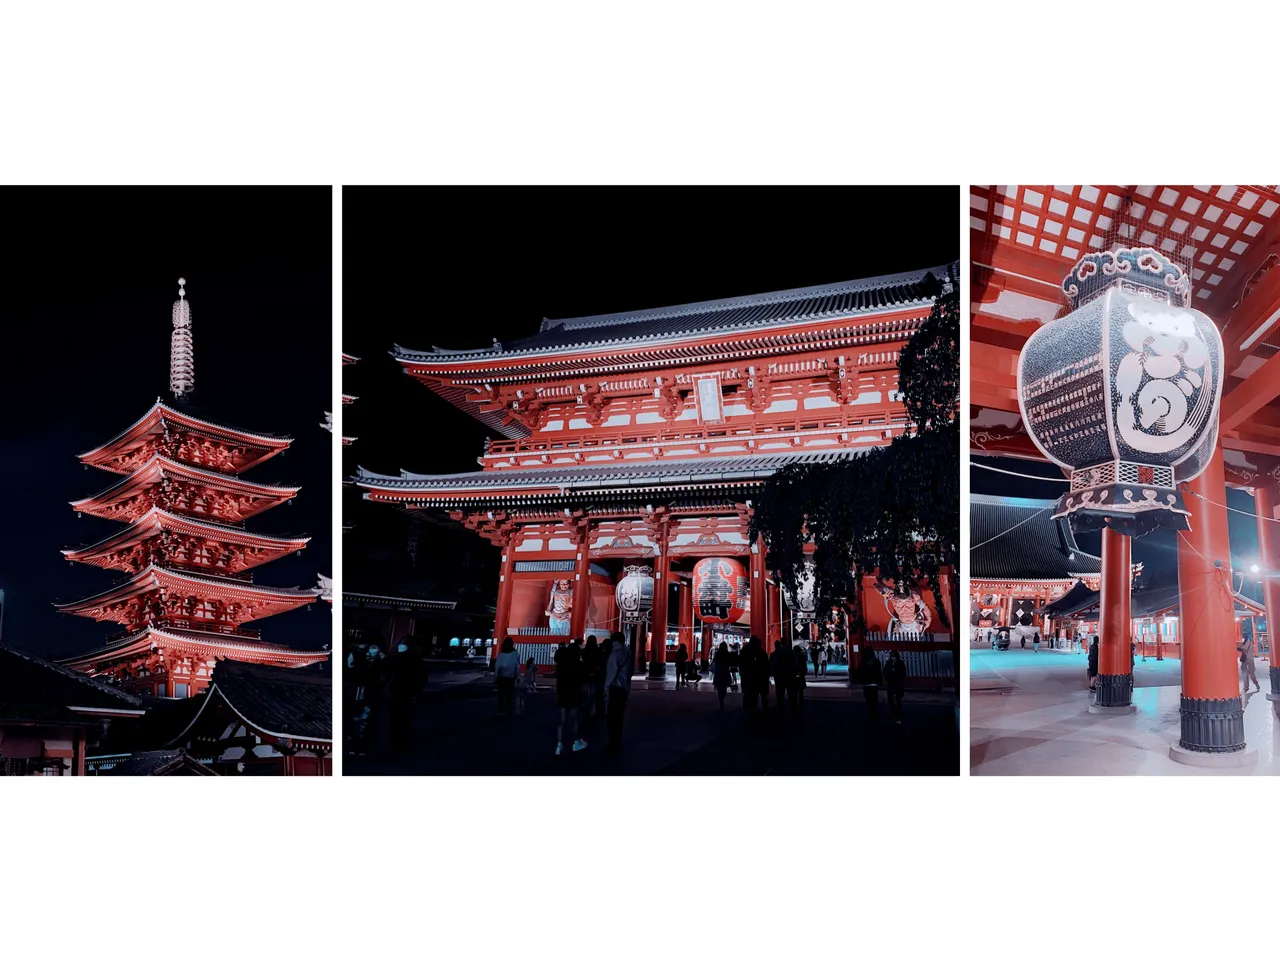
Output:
[970, 646, 1280, 775]
[347, 671, 958, 776]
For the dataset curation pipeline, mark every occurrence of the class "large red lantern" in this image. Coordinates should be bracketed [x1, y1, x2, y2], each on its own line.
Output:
[692, 557, 748, 623]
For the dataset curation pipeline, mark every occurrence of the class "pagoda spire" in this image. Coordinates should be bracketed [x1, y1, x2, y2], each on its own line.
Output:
[169, 277, 194, 399]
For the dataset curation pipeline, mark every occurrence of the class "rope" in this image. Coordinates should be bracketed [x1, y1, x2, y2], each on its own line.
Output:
[971, 505, 1051, 550]
[972, 461, 1070, 483]
[1185, 489, 1280, 523]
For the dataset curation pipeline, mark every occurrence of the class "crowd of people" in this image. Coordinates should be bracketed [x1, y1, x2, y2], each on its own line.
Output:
[345, 640, 431, 755]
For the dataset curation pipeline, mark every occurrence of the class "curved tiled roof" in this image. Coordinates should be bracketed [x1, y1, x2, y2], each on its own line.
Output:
[0, 642, 143, 723]
[357, 448, 869, 497]
[395, 264, 957, 363]
[971, 494, 1101, 581]
[210, 660, 331, 742]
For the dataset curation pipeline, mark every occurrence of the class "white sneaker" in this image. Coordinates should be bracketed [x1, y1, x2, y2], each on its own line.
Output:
[572, 739, 588, 752]
[555, 742, 564, 756]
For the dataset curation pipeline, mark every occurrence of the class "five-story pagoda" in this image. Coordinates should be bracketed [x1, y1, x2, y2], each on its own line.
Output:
[57, 280, 326, 697]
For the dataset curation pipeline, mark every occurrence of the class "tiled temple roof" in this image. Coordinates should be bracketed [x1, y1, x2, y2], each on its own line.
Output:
[357, 448, 868, 498]
[0, 642, 143, 724]
[970, 494, 1101, 581]
[394, 264, 957, 363]
[208, 660, 331, 742]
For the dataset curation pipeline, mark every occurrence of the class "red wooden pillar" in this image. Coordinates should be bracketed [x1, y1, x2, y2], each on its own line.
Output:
[1255, 483, 1280, 702]
[1174, 444, 1249, 760]
[569, 526, 592, 640]
[766, 579, 781, 646]
[648, 546, 671, 679]
[750, 539, 767, 650]
[678, 578, 695, 657]
[1091, 526, 1134, 711]
[492, 538, 517, 662]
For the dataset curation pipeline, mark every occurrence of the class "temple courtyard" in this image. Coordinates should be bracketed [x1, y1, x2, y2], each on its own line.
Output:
[971, 645, 1280, 775]
[348, 665, 959, 776]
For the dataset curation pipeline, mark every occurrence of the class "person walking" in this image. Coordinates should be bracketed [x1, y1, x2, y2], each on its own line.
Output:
[675, 643, 689, 689]
[1087, 637, 1100, 691]
[818, 644, 827, 678]
[516, 656, 538, 714]
[769, 637, 797, 715]
[1032, 631, 1040, 653]
[387, 642, 419, 753]
[494, 637, 521, 718]
[857, 647, 883, 724]
[604, 631, 632, 752]
[554, 641, 587, 755]
[712, 640, 733, 710]
[1239, 633, 1262, 694]
[884, 649, 907, 724]
[582, 635, 602, 722]
[792, 641, 807, 713]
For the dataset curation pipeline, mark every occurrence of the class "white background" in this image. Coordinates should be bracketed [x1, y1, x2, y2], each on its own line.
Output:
[2, 3, 1276, 959]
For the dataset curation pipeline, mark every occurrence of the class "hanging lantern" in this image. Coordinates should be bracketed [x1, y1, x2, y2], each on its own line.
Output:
[1018, 246, 1223, 536]
[780, 557, 817, 624]
[692, 557, 748, 623]
[615, 565, 654, 623]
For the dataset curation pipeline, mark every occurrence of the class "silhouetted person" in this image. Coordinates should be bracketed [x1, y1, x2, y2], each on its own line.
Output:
[387, 642, 419, 753]
[769, 637, 797, 715]
[884, 649, 906, 724]
[675, 643, 689, 689]
[792, 642, 807, 713]
[857, 648, 883, 723]
[712, 641, 733, 710]
[582, 635, 602, 722]
[604, 631, 632, 752]
[742, 636, 769, 714]
[494, 637, 521, 717]
[1239, 633, 1261, 693]
[1087, 637, 1100, 690]
[554, 642, 587, 755]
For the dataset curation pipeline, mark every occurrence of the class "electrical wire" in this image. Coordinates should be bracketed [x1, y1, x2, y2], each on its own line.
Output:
[1184, 489, 1280, 523]
[970, 505, 1051, 550]
[971, 461, 1069, 483]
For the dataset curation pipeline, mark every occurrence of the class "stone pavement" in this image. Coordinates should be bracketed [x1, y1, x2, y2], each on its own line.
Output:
[970, 645, 1280, 775]
[347, 669, 958, 776]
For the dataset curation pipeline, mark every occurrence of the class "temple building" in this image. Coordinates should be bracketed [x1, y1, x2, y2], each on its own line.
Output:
[969, 494, 1101, 644]
[357, 267, 959, 677]
[56, 280, 326, 697]
[971, 184, 1280, 764]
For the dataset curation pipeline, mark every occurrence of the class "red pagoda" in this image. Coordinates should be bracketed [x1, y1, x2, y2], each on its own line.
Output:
[58, 279, 325, 697]
[358, 267, 959, 677]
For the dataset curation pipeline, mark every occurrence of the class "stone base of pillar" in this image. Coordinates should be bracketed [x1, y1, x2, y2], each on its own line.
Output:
[1093, 673, 1133, 708]
[1268, 666, 1280, 703]
[647, 662, 668, 680]
[1177, 696, 1246, 754]
[1169, 742, 1258, 768]
[1087, 702, 1137, 715]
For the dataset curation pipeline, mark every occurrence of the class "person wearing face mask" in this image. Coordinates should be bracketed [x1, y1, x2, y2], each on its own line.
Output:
[388, 641, 419, 753]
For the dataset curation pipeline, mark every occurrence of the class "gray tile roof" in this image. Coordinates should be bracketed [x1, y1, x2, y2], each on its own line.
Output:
[394, 264, 957, 363]
[357, 448, 869, 496]
[971, 494, 1101, 581]
[0, 642, 143, 724]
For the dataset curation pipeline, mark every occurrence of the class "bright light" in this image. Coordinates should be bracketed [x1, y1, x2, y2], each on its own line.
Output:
[1251, 564, 1260, 574]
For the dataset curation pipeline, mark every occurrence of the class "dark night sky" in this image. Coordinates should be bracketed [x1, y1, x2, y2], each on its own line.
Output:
[0, 187, 333, 658]
[342, 186, 960, 603]
[972, 455, 1264, 601]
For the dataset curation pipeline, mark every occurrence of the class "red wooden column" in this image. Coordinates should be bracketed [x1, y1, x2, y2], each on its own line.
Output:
[750, 538, 767, 649]
[1174, 444, 1249, 761]
[766, 579, 782, 646]
[1255, 483, 1280, 702]
[569, 520, 593, 640]
[678, 579, 697, 659]
[491, 534, 518, 662]
[648, 544, 671, 679]
[1091, 526, 1134, 712]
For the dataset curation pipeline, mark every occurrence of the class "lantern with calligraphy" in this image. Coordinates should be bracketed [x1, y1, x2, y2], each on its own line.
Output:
[615, 565, 654, 623]
[692, 557, 748, 623]
[1018, 246, 1223, 537]
[780, 556, 817, 630]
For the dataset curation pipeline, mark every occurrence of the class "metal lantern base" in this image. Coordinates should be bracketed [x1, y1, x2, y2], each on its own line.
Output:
[1269, 666, 1280, 704]
[1091, 672, 1133, 710]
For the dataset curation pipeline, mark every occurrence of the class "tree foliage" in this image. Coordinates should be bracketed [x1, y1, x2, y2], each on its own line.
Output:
[751, 278, 960, 629]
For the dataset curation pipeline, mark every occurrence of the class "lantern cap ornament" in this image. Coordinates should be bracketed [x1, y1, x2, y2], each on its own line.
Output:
[1018, 245, 1223, 538]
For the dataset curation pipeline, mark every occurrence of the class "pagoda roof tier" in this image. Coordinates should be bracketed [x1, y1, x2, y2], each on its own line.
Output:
[57, 625, 329, 673]
[971, 494, 1101, 582]
[398, 266, 955, 364]
[71, 455, 301, 523]
[394, 266, 956, 438]
[79, 400, 293, 476]
[358, 448, 867, 507]
[55, 564, 321, 626]
[62, 508, 310, 575]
